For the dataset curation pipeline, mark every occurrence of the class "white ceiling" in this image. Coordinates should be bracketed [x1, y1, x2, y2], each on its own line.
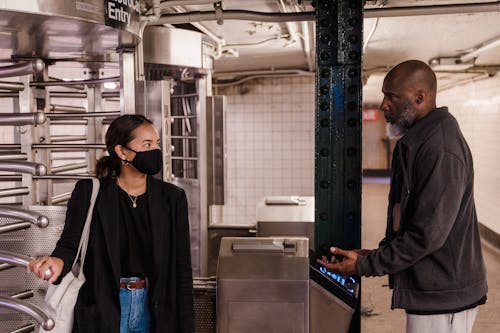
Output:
[167, 0, 500, 104]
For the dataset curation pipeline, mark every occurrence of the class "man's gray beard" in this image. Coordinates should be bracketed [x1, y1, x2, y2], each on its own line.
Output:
[386, 123, 407, 139]
[386, 102, 417, 139]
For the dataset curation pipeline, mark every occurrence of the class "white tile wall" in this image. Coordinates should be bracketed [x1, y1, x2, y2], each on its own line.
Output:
[217, 76, 315, 225]
[438, 75, 500, 235]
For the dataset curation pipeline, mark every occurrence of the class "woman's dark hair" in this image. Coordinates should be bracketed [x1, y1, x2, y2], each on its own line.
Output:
[95, 114, 153, 179]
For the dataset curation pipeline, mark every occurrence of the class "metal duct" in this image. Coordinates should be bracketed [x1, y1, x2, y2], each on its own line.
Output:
[0, 161, 46, 176]
[0, 60, 44, 79]
[151, 10, 315, 25]
[0, 207, 49, 228]
[0, 297, 54, 331]
[0, 113, 46, 126]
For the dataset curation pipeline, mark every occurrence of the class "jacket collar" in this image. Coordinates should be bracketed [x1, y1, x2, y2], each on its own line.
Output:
[400, 106, 449, 147]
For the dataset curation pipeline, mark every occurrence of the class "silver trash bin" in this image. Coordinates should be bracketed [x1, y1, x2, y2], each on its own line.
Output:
[217, 237, 309, 333]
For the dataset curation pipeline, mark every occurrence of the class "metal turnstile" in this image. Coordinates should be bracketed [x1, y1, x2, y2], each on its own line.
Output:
[217, 237, 309, 333]
[309, 256, 359, 333]
[256, 196, 315, 248]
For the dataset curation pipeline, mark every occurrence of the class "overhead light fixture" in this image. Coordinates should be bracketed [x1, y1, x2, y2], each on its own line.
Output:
[429, 57, 474, 71]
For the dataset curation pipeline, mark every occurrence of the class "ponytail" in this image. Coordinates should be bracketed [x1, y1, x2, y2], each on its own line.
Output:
[95, 155, 121, 179]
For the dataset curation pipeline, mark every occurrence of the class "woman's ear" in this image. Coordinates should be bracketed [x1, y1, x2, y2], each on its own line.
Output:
[114, 145, 128, 161]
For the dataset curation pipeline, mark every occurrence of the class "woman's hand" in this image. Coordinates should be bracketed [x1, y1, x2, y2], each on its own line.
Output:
[27, 256, 64, 284]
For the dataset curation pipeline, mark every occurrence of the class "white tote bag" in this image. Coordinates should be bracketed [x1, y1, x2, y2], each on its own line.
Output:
[39, 178, 99, 333]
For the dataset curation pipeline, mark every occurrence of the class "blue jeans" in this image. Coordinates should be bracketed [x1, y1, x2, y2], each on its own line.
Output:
[119, 277, 151, 333]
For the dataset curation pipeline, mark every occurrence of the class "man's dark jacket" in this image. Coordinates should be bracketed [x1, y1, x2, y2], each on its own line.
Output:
[357, 107, 487, 312]
[52, 176, 194, 332]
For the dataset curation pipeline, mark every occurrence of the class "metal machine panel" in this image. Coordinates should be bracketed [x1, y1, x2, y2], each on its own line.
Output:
[309, 256, 359, 333]
[143, 26, 203, 68]
[257, 196, 315, 248]
[217, 237, 309, 333]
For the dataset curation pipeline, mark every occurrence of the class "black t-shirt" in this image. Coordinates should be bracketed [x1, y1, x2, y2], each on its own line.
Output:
[118, 187, 153, 278]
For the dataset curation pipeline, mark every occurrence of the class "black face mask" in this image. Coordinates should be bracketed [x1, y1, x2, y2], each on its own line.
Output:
[126, 147, 163, 175]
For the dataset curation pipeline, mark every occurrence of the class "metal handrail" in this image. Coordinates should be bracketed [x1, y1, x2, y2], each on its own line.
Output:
[0, 154, 27, 160]
[0, 296, 54, 330]
[0, 207, 49, 228]
[0, 250, 33, 268]
[0, 112, 46, 126]
[0, 59, 44, 79]
[32, 144, 106, 149]
[0, 161, 46, 176]
[46, 111, 121, 118]
[10, 290, 34, 300]
[0, 187, 30, 198]
[51, 163, 88, 173]
[0, 81, 24, 91]
[31, 76, 120, 87]
[0, 222, 31, 235]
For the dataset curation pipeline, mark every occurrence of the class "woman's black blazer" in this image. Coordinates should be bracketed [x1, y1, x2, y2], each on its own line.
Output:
[51, 176, 194, 333]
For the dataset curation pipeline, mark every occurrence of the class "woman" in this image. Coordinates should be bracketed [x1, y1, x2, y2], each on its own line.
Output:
[28, 115, 194, 333]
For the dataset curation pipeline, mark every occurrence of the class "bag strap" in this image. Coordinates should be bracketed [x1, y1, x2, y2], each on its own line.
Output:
[71, 178, 100, 273]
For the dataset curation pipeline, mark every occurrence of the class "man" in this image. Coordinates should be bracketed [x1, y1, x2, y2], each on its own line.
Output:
[318, 60, 487, 333]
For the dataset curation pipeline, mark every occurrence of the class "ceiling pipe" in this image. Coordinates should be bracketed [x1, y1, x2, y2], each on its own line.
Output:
[159, 0, 217, 8]
[365, 1, 500, 18]
[150, 10, 315, 25]
[460, 35, 500, 63]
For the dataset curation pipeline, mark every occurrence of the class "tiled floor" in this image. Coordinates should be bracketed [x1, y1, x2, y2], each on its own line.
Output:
[361, 181, 500, 333]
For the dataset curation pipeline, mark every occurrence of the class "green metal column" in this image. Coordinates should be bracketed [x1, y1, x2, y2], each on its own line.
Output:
[315, 0, 363, 332]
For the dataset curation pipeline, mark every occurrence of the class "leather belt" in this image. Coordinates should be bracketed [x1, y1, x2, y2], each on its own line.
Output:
[120, 279, 146, 290]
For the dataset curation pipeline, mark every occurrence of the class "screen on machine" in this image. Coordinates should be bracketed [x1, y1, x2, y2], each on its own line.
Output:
[316, 265, 357, 295]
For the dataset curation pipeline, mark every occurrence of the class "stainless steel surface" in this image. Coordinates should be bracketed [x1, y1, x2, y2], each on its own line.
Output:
[0, 60, 44, 79]
[48, 119, 88, 125]
[310, 280, 354, 333]
[0, 1, 140, 61]
[0, 296, 54, 331]
[0, 188, 30, 198]
[33, 175, 93, 180]
[0, 161, 46, 176]
[119, 51, 135, 114]
[193, 277, 216, 333]
[207, 224, 256, 276]
[0, 113, 46, 126]
[217, 237, 309, 333]
[206, 96, 225, 205]
[0, 207, 49, 228]
[0, 82, 24, 91]
[256, 196, 315, 247]
[143, 26, 203, 68]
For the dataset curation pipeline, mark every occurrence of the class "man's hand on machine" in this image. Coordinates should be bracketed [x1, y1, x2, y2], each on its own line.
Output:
[316, 247, 366, 276]
[27, 256, 64, 284]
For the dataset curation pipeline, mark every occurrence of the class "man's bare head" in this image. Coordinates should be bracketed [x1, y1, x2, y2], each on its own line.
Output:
[380, 60, 437, 137]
